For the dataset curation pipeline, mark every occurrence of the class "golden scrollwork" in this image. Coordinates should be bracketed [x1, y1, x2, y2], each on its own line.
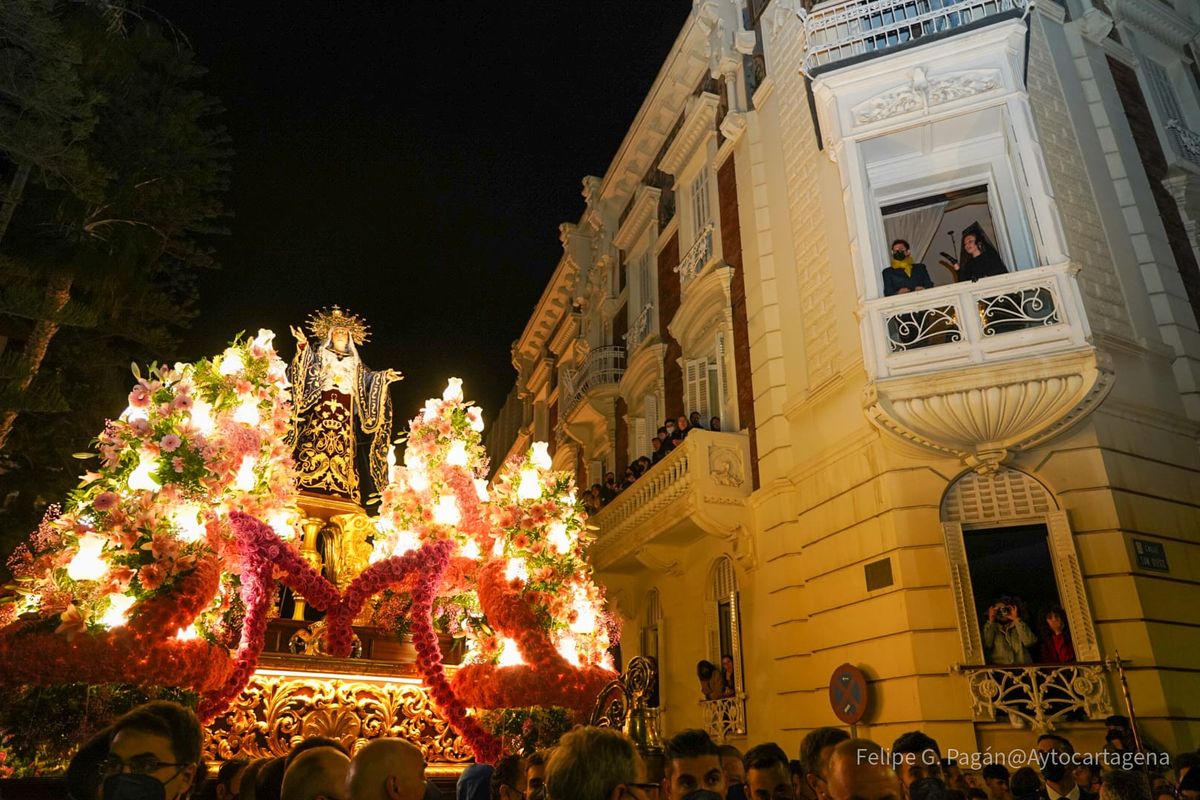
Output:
[204, 673, 473, 764]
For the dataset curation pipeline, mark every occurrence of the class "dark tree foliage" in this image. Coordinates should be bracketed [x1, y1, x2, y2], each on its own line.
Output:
[0, 0, 230, 566]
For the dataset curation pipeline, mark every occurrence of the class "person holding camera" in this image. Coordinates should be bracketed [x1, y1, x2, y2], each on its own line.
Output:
[982, 596, 1037, 664]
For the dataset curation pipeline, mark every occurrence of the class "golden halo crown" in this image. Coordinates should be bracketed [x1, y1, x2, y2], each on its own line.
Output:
[306, 305, 371, 345]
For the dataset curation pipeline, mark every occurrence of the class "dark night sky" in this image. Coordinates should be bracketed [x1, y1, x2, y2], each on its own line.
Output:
[149, 2, 692, 426]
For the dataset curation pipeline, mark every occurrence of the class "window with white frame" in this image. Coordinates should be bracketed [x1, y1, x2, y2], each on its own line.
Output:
[862, 105, 1046, 300]
[638, 249, 653, 312]
[706, 557, 744, 695]
[690, 167, 712, 241]
[640, 589, 662, 708]
[685, 354, 723, 424]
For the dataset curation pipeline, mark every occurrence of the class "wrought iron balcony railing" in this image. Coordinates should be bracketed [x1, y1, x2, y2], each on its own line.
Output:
[801, 0, 1028, 75]
[624, 304, 654, 352]
[700, 693, 747, 742]
[561, 346, 626, 418]
[954, 661, 1114, 730]
[864, 262, 1090, 380]
[676, 224, 715, 288]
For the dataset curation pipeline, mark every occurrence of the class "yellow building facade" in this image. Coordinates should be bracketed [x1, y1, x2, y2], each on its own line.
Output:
[489, 0, 1200, 761]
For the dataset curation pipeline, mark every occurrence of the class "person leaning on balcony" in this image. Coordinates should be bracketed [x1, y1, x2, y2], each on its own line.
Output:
[882, 239, 934, 297]
[948, 231, 1007, 283]
[651, 436, 666, 464]
[690, 411, 706, 430]
[710, 416, 721, 432]
[1037, 607, 1075, 664]
[696, 659, 728, 700]
[674, 415, 691, 443]
[982, 596, 1037, 665]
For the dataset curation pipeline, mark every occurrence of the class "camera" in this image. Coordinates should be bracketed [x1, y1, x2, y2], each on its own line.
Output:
[995, 604, 1012, 617]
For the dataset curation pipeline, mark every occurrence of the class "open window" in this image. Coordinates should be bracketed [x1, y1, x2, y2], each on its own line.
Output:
[640, 589, 662, 708]
[706, 556, 745, 695]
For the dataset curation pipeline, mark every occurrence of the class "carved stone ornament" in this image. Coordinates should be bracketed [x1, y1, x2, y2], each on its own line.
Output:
[204, 671, 473, 764]
[852, 67, 1002, 125]
[863, 349, 1114, 472]
[708, 444, 745, 487]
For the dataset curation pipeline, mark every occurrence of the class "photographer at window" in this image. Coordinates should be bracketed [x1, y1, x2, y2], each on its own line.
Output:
[983, 596, 1037, 664]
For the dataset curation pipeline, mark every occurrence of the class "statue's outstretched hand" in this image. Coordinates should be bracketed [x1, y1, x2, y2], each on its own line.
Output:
[384, 369, 403, 383]
[290, 325, 306, 345]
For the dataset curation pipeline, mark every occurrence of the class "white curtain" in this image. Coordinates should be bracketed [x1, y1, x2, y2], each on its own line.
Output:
[884, 201, 948, 264]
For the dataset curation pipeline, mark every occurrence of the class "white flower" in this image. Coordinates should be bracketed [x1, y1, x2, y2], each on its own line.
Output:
[253, 328, 276, 350]
[443, 377, 464, 403]
[422, 398, 441, 424]
[466, 406, 485, 432]
[530, 442, 552, 470]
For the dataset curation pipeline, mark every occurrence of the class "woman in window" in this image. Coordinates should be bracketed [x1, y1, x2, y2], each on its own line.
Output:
[1037, 606, 1076, 664]
[720, 654, 737, 698]
[948, 223, 1008, 282]
[696, 659, 727, 700]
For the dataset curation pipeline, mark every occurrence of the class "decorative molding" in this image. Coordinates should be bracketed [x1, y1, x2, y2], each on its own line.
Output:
[864, 349, 1114, 472]
[614, 186, 663, 252]
[1110, 0, 1200, 50]
[942, 468, 1056, 523]
[1073, 8, 1114, 44]
[851, 67, 1002, 125]
[659, 92, 721, 176]
[955, 662, 1114, 729]
[708, 444, 745, 487]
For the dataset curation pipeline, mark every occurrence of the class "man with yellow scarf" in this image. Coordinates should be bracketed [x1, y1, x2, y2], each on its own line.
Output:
[882, 239, 934, 296]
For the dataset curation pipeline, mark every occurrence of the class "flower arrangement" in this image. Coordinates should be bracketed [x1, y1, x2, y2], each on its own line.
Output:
[478, 706, 572, 756]
[0, 331, 298, 691]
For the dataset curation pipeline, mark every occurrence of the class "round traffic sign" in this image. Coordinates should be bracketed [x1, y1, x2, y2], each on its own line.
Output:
[829, 663, 869, 724]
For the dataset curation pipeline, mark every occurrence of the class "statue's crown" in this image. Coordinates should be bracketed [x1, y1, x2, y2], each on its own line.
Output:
[307, 305, 370, 345]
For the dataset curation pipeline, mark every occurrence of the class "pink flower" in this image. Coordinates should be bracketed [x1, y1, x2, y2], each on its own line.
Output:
[160, 434, 182, 452]
[172, 394, 194, 411]
[92, 492, 120, 512]
[172, 457, 185, 473]
[128, 387, 151, 408]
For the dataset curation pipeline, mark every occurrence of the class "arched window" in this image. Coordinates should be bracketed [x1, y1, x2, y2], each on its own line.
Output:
[706, 556, 744, 694]
[640, 589, 663, 708]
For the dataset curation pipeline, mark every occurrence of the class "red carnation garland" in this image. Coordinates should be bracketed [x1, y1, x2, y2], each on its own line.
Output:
[199, 513, 501, 761]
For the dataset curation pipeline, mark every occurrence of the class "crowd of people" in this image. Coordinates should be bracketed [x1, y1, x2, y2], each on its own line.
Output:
[59, 698, 1198, 800]
[582, 413, 722, 514]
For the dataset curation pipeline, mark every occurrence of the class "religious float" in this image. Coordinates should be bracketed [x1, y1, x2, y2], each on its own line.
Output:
[0, 308, 657, 781]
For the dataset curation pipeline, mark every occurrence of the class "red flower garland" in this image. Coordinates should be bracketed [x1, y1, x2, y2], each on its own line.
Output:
[199, 513, 501, 762]
[450, 559, 616, 716]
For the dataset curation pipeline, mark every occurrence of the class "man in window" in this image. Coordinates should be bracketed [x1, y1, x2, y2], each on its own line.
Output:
[983, 596, 1037, 665]
[882, 239, 934, 297]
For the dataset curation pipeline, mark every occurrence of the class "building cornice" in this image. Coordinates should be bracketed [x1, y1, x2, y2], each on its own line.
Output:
[1110, 0, 1199, 50]
[659, 92, 721, 176]
[613, 186, 662, 252]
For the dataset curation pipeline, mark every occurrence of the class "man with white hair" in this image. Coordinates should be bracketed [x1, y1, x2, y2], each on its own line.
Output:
[347, 738, 427, 800]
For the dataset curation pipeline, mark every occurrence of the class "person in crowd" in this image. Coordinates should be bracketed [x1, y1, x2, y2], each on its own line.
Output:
[285, 737, 350, 772]
[891, 732, 943, 799]
[664, 419, 678, 439]
[883, 239, 934, 297]
[800, 726, 851, 800]
[983, 596, 1036, 665]
[346, 738, 426, 800]
[1149, 776, 1173, 800]
[719, 745, 747, 790]
[525, 752, 548, 800]
[215, 760, 250, 800]
[651, 437, 665, 464]
[457, 765, 494, 800]
[1008, 768, 1042, 800]
[745, 743, 796, 800]
[661, 729, 725, 800]
[99, 700, 206, 800]
[697, 660, 726, 700]
[602, 473, 618, 503]
[792, 761, 810, 800]
[911, 780, 952, 800]
[239, 759, 270, 800]
[280, 745, 351, 800]
[1100, 771, 1151, 800]
[690, 411, 706, 430]
[1036, 734, 1096, 800]
[490, 755, 526, 800]
[721, 655, 737, 694]
[825, 739, 902, 800]
[948, 229, 1007, 282]
[1176, 754, 1200, 791]
[637, 455, 652, 474]
[256, 758, 287, 800]
[969, 791, 992, 800]
[944, 762, 968, 793]
[657, 425, 675, 449]
[1038, 607, 1075, 663]
[1073, 765, 1100, 796]
[674, 416, 690, 443]
[981, 765, 1011, 800]
[710, 417, 721, 432]
[621, 467, 637, 490]
[1179, 770, 1200, 800]
[66, 727, 113, 800]
[546, 727, 656, 800]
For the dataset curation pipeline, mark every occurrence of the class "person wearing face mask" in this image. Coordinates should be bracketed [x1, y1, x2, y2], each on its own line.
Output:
[97, 701, 205, 800]
[882, 239, 934, 297]
[1036, 735, 1096, 800]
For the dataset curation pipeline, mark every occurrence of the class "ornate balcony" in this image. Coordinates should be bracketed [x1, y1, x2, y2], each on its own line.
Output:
[801, 0, 1028, 75]
[589, 430, 754, 574]
[624, 304, 655, 353]
[700, 694, 748, 742]
[861, 263, 1113, 472]
[561, 346, 625, 420]
[676, 224, 715, 288]
[1167, 119, 1200, 170]
[953, 662, 1115, 731]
